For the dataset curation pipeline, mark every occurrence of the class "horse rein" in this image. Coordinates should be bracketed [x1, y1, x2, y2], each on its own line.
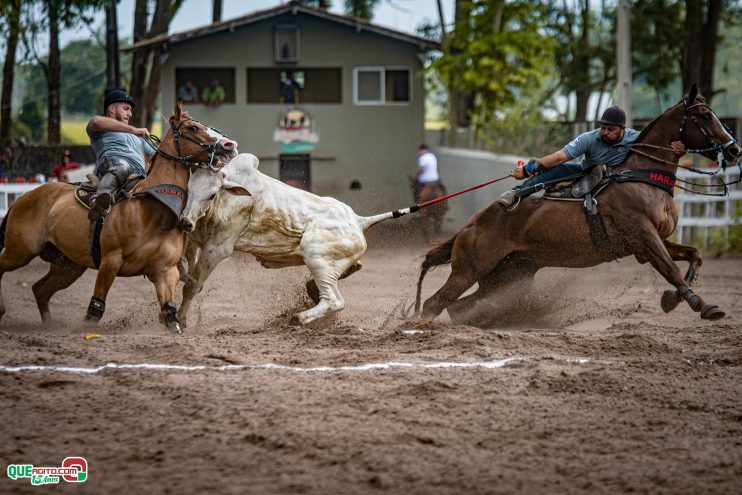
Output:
[625, 98, 740, 195]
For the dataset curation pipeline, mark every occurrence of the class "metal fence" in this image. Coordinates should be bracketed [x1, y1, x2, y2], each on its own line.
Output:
[0, 183, 43, 217]
[675, 166, 742, 248]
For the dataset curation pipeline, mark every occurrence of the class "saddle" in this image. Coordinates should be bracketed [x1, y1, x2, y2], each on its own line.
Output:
[74, 174, 144, 211]
[75, 175, 189, 269]
[542, 164, 609, 201]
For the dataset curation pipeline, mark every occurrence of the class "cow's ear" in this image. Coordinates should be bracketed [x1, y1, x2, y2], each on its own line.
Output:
[223, 179, 251, 196]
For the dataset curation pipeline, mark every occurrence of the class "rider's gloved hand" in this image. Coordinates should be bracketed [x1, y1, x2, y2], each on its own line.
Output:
[522, 158, 545, 177]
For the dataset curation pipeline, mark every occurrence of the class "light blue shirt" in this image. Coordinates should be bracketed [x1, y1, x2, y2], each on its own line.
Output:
[563, 127, 640, 169]
[88, 124, 156, 176]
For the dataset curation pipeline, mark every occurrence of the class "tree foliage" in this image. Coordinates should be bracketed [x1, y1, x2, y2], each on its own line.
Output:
[432, 0, 556, 132]
[344, 0, 381, 21]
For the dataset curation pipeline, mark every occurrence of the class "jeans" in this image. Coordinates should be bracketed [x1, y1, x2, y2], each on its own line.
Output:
[518, 162, 584, 190]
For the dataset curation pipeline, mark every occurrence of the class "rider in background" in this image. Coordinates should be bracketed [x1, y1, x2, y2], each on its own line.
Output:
[413, 143, 443, 202]
[86, 89, 155, 222]
[497, 106, 686, 209]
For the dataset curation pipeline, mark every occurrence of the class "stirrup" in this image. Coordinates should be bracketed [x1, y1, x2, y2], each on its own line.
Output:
[88, 195, 112, 222]
[505, 196, 522, 212]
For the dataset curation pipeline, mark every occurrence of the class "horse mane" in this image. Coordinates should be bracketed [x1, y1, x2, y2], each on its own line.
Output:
[634, 100, 682, 143]
[634, 93, 705, 143]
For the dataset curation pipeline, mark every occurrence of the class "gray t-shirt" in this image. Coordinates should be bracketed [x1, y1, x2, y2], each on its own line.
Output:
[563, 127, 640, 169]
[88, 123, 156, 176]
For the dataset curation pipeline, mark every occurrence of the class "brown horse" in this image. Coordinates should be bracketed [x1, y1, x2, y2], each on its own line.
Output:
[412, 84, 740, 325]
[0, 101, 237, 331]
[411, 180, 448, 240]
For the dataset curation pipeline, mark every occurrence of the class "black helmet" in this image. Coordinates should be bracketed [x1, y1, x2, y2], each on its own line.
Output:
[598, 106, 626, 126]
[104, 89, 136, 112]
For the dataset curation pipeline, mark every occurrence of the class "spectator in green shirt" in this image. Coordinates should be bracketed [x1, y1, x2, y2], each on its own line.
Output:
[202, 79, 226, 106]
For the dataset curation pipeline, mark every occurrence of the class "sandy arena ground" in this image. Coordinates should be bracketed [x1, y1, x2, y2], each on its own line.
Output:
[1, 231, 741, 494]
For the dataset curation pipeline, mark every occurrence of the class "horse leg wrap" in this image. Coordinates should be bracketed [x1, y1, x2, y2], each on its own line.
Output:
[160, 301, 180, 326]
[683, 267, 697, 286]
[85, 297, 106, 322]
[677, 286, 703, 312]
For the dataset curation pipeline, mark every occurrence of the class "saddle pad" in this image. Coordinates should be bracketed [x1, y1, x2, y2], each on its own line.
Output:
[74, 175, 144, 210]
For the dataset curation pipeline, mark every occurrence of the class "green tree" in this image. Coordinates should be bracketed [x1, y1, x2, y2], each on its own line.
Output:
[60, 38, 107, 116]
[20, 0, 104, 145]
[344, 0, 380, 20]
[1, 0, 25, 145]
[433, 0, 556, 139]
[129, 0, 185, 129]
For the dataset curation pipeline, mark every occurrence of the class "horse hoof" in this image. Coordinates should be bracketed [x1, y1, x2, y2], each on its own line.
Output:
[289, 315, 302, 326]
[167, 322, 183, 334]
[660, 290, 682, 313]
[700, 304, 725, 321]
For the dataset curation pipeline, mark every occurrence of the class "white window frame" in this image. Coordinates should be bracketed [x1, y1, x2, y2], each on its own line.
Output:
[274, 24, 300, 63]
[353, 66, 412, 106]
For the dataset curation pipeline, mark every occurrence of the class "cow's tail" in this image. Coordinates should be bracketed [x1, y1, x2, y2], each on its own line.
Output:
[410, 233, 457, 315]
[357, 203, 429, 231]
[356, 211, 396, 231]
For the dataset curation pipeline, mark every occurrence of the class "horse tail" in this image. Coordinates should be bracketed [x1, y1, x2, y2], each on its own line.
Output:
[0, 204, 12, 252]
[413, 233, 457, 314]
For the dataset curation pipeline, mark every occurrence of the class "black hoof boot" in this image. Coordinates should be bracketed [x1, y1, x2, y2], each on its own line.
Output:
[700, 304, 725, 320]
[85, 297, 106, 323]
[660, 290, 682, 313]
[159, 301, 182, 334]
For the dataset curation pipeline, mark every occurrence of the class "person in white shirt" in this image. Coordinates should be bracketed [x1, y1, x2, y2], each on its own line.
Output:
[413, 143, 442, 201]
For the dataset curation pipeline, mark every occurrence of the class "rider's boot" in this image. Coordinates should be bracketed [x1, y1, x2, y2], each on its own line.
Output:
[497, 188, 519, 209]
[88, 174, 117, 222]
[88, 160, 130, 222]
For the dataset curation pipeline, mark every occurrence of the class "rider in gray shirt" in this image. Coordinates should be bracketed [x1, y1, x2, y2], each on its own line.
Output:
[86, 89, 155, 221]
[497, 106, 685, 209]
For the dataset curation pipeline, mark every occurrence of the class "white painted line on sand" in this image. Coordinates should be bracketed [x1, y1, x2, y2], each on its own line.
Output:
[0, 358, 523, 375]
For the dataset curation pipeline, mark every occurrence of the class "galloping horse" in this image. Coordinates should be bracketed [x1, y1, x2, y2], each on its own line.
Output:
[0, 101, 237, 331]
[412, 84, 740, 325]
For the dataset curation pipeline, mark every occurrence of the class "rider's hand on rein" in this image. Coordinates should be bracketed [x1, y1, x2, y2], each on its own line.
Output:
[670, 140, 686, 157]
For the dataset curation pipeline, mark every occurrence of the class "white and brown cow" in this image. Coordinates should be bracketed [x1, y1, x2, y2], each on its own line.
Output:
[178, 153, 398, 326]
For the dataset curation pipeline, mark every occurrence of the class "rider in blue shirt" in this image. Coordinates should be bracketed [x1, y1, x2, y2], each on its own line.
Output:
[87, 89, 155, 221]
[497, 106, 685, 209]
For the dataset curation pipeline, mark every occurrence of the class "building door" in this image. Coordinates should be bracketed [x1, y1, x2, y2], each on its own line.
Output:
[279, 153, 311, 191]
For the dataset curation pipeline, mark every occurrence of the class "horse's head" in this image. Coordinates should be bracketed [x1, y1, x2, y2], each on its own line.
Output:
[164, 100, 239, 170]
[178, 154, 256, 233]
[677, 83, 740, 165]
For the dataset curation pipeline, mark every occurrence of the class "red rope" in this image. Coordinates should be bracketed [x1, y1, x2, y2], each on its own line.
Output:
[417, 174, 513, 209]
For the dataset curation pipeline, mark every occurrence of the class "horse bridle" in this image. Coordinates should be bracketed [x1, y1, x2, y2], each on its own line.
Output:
[677, 97, 738, 160]
[148, 118, 231, 172]
[630, 97, 739, 169]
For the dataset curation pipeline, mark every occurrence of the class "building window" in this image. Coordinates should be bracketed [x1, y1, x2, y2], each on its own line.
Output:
[353, 67, 411, 105]
[247, 68, 341, 104]
[175, 68, 235, 105]
[275, 25, 300, 63]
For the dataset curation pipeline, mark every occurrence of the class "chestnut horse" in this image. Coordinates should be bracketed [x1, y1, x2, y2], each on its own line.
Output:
[413, 84, 740, 325]
[0, 102, 237, 332]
